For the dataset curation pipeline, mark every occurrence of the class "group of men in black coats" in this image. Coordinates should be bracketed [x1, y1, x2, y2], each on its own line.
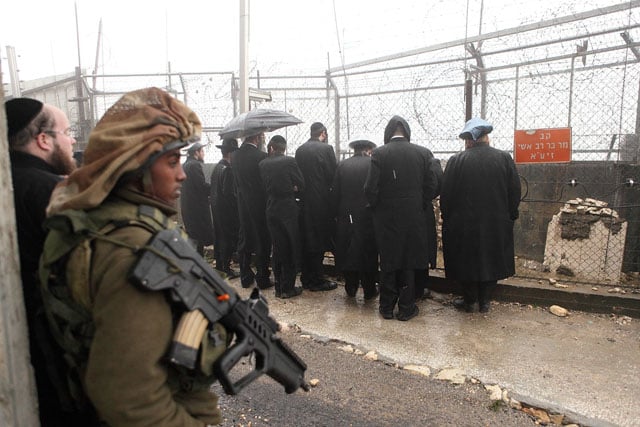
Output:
[181, 114, 520, 320]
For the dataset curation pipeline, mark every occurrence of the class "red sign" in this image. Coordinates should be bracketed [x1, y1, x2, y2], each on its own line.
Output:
[513, 128, 572, 164]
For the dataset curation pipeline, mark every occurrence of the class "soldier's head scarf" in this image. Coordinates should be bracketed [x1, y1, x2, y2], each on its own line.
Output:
[383, 115, 411, 144]
[47, 87, 201, 215]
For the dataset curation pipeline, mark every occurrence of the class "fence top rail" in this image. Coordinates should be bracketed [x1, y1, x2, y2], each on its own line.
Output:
[328, 0, 640, 74]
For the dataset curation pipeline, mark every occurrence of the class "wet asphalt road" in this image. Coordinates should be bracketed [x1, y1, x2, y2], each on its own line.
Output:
[213, 327, 537, 427]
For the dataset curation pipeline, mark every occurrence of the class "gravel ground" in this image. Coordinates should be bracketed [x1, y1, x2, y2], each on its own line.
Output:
[213, 328, 537, 427]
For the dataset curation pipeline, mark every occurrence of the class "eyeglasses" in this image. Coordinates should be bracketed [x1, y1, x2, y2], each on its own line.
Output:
[43, 127, 76, 138]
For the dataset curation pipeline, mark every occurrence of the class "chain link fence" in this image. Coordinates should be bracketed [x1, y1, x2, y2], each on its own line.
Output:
[18, 2, 640, 288]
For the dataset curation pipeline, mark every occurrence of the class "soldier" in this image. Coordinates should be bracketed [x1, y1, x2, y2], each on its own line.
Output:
[332, 138, 379, 300]
[232, 132, 274, 289]
[441, 118, 521, 313]
[364, 116, 439, 321]
[295, 122, 338, 292]
[210, 137, 240, 278]
[259, 135, 305, 298]
[39, 88, 229, 426]
[181, 141, 213, 255]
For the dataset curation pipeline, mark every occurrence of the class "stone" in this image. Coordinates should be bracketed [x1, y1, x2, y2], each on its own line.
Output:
[364, 350, 378, 361]
[485, 384, 502, 401]
[548, 278, 557, 285]
[309, 378, 320, 387]
[435, 368, 466, 384]
[550, 414, 565, 425]
[338, 344, 354, 353]
[550, 305, 569, 317]
[554, 283, 569, 289]
[509, 398, 522, 410]
[404, 365, 431, 377]
[522, 407, 551, 424]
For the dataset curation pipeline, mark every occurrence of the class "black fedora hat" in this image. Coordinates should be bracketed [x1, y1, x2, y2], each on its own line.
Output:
[216, 137, 239, 150]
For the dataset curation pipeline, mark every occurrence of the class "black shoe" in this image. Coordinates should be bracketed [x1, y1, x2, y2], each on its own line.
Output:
[379, 309, 394, 320]
[308, 281, 337, 292]
[257, 280, 275, 290]
[279, 287, 303, 299]
[479, 302, 490, 313]
[224, 268, 240, 279]
[241, 279, 255, 289]
[363, 286, 379, 301]
[345, 282, 358, 297]
[453, 298, 478, 313]
[397, 305, 419, 321]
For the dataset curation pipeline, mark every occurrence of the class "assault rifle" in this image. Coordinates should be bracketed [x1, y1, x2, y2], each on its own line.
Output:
[129, 229, 309, 395]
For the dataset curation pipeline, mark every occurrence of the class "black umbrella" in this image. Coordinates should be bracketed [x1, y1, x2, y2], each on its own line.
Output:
[218, 109, 303, 139]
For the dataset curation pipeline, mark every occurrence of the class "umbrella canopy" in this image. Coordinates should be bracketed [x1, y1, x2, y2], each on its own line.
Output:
[218, 109, 303, 139]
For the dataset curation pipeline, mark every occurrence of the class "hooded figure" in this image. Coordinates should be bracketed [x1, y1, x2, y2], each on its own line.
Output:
[440, 117, 521, 313]
[364, 115, 439, 321]
[40, 87, 228, 426]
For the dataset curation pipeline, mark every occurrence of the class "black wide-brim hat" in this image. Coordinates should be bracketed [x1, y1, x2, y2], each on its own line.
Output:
[348, 139, 376, 150]
[5, 98, 43, 137]
[216, 137, 239, 150]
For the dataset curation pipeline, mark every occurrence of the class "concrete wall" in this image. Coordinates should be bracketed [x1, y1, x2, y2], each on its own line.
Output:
[515, 162, 640, 272]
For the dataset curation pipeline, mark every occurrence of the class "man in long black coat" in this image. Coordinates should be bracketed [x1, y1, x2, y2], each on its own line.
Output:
[6, 98, 89, 425]
[440, 117, 521, 313]
[210, 137, 239, 278]
[181, 142, 213, 255]
[364, 116, 439, 321]
[259, 135, 305, 298]
[332, 139, 379, 300]
[231, 132, 274, 289]
[295, 122, 338, 292]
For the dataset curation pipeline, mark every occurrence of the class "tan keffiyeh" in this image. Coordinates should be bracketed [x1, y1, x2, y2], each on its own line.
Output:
[47, 87, 201, 216]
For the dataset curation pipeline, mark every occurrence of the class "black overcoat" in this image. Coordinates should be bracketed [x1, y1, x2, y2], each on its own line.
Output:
[295, 139, 337, 253]
[331, 153, 378, 272]
[210, 159, 239, 254]
[259, 154, 305, 265]
[364, 137, 438, 271]
[231, 142, 270, 252]
[440, 144, 521, 282]
[181, 156, 213, 245]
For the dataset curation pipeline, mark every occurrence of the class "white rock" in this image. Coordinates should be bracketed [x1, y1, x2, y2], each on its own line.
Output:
[338, 344, 354, 353]
[309, 378, 320, 387]
[509, 398, 522, 409]
[354, 349, 364, 355]
[484, 384, 502, 401]
[548, 278, 557, 285]
[435, 368, 466, 384]
[592, 287, 599, 291]
[550, 305, 568, 317]
[554, 283, 569, 289]
[404, 365, 431, 377]
[364, 350, 378, 361]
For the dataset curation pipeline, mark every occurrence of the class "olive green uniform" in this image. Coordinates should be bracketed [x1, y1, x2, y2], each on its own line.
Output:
[44, 189, 221, 426]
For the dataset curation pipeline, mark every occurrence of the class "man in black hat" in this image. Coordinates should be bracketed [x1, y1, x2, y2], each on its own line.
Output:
[364, 115, 439, 321]
[295, 122, 338, 292]
[232, 132, 274, 289]
[180, 141, 214, 255]
[259, 135, 305, 298]
[5, 97, 80, 425]
[210, 137, 240, 278]
[332, 138, 379, 300]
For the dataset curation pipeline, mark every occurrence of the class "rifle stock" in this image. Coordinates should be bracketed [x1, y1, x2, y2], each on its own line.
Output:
[130, 229, 309, 395]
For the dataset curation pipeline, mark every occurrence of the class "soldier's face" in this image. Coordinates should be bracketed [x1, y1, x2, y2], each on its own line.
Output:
[148, 148, 186, 206]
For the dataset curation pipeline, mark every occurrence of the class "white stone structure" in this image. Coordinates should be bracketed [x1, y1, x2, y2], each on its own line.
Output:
[543, 198, 627, 283]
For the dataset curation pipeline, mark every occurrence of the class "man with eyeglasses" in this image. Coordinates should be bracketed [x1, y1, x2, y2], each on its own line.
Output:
[5, 97, 79, 426]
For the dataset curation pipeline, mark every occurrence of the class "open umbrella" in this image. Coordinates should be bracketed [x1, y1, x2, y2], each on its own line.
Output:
[218, 109, 303, 139]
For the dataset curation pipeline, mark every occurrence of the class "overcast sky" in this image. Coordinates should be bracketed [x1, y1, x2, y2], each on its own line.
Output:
[1, 0, 622, 84]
